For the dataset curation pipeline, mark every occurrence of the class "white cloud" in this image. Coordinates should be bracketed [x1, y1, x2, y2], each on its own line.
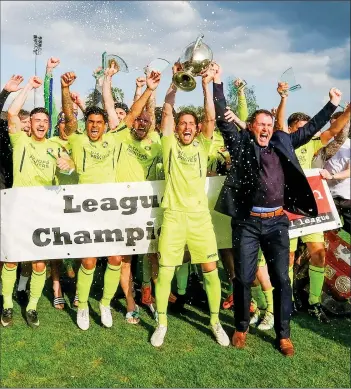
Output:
[0, 1, 349, 115]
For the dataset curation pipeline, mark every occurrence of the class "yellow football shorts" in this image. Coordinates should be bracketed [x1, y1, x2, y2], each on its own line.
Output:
[158, 209, 219, 267]
[289, 232, 325, 252]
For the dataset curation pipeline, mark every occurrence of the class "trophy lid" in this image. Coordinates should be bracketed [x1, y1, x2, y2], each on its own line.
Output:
[179, 35, 213, 66]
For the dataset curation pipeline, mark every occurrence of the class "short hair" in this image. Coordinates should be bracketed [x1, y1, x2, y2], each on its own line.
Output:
[30, 107, 49, 118]
[330, 111, 343, 121]
[247, 109, 274, 125]
[19, 109, 30, 120]
[287, 112, 311, 127]
[114, 102, 129, 114]
[84, 106, 108, 123]
[175, 109, 199, 126]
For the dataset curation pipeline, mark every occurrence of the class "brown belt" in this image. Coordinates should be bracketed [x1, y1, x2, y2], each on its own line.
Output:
[250, 208, 284, 218]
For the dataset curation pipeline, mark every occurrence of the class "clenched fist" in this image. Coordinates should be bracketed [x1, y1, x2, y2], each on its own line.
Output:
[61, 72, 77, 88]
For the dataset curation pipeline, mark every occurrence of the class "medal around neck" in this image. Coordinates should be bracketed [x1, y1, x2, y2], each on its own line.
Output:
[172, 34, 213, 92]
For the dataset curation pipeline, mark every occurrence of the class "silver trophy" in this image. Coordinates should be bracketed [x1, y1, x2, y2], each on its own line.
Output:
[173, 34, 213, 92]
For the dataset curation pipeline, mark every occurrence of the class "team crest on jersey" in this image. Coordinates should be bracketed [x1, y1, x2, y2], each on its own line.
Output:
[47, 148, 53, 154]
[102, 141, 108, 148]
[145, 146, 151, 151]
[301, 148, 307, 154]
[193, 140, 199, 147]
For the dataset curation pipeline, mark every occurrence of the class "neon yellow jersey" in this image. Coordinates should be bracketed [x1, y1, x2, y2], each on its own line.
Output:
[50, 136, 79, 185]
[161, 132, 212, 212]
[68, 132, 116, 184]
[111, 123, 162, 182]
[10, 131, 60, 187]
[295, 139, 324, 169]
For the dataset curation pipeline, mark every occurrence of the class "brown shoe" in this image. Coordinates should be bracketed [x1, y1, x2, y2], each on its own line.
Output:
[232, 330, 247, 349]
[279, 338, 295, 357]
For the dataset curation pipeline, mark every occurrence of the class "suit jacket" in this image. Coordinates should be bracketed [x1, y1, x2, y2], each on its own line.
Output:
[213, 82, 337, 220]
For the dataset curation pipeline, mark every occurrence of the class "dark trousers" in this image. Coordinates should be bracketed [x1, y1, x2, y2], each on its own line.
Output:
[231, 214, 292, 339]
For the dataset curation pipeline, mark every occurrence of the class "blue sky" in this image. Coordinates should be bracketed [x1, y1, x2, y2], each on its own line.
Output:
[1, 1, 350, 119]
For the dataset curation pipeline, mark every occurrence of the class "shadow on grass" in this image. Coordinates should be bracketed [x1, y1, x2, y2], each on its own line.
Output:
[291, 311, 351, 349]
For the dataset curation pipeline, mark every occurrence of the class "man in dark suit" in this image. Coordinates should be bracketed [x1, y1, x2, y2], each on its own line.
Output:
[212, 64, 341, 356]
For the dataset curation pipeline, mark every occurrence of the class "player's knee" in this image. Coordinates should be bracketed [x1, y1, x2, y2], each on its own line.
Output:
[310, 250, 325, 267]
[32, 261, 46, 273]
[107, 255, 123, 266]
[82, 257, 97, 270]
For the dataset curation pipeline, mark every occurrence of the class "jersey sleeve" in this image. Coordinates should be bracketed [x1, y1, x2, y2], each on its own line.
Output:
[9, 131, 27, 147]
[198, 132, 212, 153]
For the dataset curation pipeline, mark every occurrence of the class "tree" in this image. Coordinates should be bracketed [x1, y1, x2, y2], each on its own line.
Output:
[226, 77, 259, 118]
[177, 104, 205, 122]
[85, 86, 124, 108]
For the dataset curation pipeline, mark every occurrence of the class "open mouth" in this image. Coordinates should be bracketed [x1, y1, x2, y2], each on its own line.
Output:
[183, 131, 192, 142]
[91, 129, 99, 137]
[37, 128, 45, 135]
[259, 133, 268, 142]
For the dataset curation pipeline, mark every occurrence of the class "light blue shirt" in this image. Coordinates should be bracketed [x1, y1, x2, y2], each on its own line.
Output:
[251, 206, 281, 213]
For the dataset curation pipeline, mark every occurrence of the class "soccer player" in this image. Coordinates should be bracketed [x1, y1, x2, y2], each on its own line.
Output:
[275, 82, 350, 322]
[1, 76, 74, 328]
[103, 65, 162, 323]
[62, 69, 161, 330]
[150, 63, 230, 347]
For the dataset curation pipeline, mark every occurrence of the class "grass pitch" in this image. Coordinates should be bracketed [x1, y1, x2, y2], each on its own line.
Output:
[1, 263, 350, 388]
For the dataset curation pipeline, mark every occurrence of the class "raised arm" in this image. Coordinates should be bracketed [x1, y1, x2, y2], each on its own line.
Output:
[70, 92, 86, 114]
[235, 79, 249, 122]
[60, 72, 78, 136]
[290, 87, 341, 149]
[44, 57, 60, 137]
[7, 76, 42, 134]
[133, 75, 156, 131]
[320, 103, 350, 145]
[102, 64, 119, 130]
[124, 71, 161, 129]
[213, 64, 240, 147]
[161, 63, 180, 136]
[275, 82, 289, 133]
[133, 77, 146, 103]
[201, 65, 216, 139]
[0, 75, 24, 113]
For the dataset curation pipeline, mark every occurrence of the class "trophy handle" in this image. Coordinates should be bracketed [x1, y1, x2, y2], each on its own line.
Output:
[193, 34, 204, 52]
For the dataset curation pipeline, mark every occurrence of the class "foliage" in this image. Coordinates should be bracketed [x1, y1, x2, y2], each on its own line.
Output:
[226, 77, 259, 118]
[177, 104, 205, 122]
[85, 86, 124, 108]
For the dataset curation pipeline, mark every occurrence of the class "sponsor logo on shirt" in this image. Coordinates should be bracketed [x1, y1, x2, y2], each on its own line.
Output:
[90, 150, 112, 160]
[177, 150, 198, 164]
[126, 144, 148, 160]
[29, 154, 50, 169]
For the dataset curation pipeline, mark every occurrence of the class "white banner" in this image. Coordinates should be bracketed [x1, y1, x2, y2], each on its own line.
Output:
[0, 171, 341, 262]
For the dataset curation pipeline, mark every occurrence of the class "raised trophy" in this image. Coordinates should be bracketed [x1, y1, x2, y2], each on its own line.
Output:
[144, 58, 170, 75]
[95, 52, 129, 79]
[173, 34, 213, 92]
[280, 67, 301, 95]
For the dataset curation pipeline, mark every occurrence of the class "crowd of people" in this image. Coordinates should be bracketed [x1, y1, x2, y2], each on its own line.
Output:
[0, 56, 350, 358]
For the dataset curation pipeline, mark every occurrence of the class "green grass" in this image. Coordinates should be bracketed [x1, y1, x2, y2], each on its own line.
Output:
[1, 266, 350, 388]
